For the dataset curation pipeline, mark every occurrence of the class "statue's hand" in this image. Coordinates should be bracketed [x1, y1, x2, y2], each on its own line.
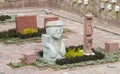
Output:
[60, 49, 66, 57]
[60, 42, 66, 57]
[47, 43, 57, 58]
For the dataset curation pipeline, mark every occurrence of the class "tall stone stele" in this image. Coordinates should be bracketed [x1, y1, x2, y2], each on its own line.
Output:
[83, 14, 95, 55]
[42, 20, 66, 64]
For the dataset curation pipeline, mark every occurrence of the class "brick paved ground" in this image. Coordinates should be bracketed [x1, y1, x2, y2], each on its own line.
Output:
[0, 8, 120, 74]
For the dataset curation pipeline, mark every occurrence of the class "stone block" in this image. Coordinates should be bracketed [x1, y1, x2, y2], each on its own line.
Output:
[44, 16, 59, 29]
[23, 51, 36, 64]
[16, 15, 37, 34]
[105, 41, 119, 53]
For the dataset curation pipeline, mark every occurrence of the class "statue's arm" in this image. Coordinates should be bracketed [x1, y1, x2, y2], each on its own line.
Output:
[46, 43, 57, 58]
[60, 41, 66, 57]
[42, 34, 57, 58]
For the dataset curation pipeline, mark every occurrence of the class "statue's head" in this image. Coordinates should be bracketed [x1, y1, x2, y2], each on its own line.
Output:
[46, 20, 63, 39]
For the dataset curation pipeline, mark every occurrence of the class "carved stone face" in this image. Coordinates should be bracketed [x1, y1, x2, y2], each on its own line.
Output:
[46, 26, 63, 39]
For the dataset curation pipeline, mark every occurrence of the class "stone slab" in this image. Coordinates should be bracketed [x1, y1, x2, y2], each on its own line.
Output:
[23, 50, 36, 64]
[105, 41, 119, 53]
[16, 15, 37, 34]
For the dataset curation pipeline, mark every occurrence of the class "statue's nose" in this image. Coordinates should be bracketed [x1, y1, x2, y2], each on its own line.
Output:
[57, 29, 61, 33]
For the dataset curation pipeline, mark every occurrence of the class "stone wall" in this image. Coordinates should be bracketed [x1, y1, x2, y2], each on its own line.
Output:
[0, 0, 50, 9]
[50, 0, 120, 25]
[0, 0, 120, 24]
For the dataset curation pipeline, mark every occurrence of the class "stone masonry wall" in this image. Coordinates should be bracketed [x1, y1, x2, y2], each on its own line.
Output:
[0, 0, 120, 24]
[0, 0, 50, 9]
[50, 0, 120, 25]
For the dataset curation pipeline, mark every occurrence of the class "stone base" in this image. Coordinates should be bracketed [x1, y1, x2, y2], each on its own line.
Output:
[105, 41, 119, 53]
[23, 51, 36, 64]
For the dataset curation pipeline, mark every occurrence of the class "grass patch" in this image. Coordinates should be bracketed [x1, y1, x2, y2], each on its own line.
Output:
[56, 51, 105, 65]
[0, 28, 45, 39]
[0, 15, 11, 21]
[0, 15, 15, 23]
[56, 45, 105, 65]
[0, 28, 45, 44]
[0, 28, 71, 44]
[8, 62, 23, 68]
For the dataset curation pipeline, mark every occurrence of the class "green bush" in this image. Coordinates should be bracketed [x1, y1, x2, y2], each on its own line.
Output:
[0, 15, 11, 21]
[65, 46, 84, 58]
[56, 45, 105, 65]
[23, 28, 38, 34]
[56, 51, 105, 65]
[8, 62, 22, 68]
[0, 28, 45, 39]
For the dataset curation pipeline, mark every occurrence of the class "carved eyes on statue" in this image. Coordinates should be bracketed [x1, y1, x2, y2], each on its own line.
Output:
[56, 28, 63, 33]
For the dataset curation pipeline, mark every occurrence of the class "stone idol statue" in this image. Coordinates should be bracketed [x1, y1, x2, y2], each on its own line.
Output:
[42, 20, 66, 64]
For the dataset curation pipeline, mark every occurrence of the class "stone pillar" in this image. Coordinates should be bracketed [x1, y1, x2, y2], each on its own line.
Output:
[83, 14, 94, 55]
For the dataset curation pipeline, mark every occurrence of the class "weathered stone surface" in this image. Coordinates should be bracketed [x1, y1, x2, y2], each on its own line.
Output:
[105, 41, 119, 53]
[0, 0, 4, 3]
[83, 14, 94, 55]
[42, 20, 66, 64]
[15, 15, 38, 34]
[23, 50, 36, 64]
[50, 0, 120, 25]
[44, 16, 59, 29]
[4, 0, 24, 8]
[0, 0, 50, 9]
[0, 0, 120, 26]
